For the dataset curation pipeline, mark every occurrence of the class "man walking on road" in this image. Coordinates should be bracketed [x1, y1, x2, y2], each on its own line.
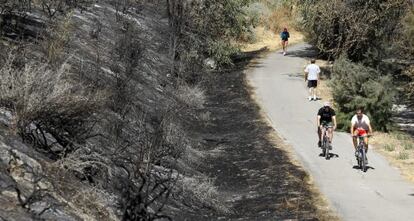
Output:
[304, 59, 320, 101]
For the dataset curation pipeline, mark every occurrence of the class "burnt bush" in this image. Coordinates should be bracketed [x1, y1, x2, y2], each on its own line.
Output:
[0, 0, 93, 17]
[0, 0, 93, 43]
[0, 0, 33, 16]
[0, 55, 104, 158]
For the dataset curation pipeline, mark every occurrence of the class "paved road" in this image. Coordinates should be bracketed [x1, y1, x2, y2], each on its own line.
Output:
[247, 44, 414, 221]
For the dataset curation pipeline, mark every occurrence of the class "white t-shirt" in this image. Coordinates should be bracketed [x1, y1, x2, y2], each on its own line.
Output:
[351, 114, 370, 130]
[304, 64, 320, 80]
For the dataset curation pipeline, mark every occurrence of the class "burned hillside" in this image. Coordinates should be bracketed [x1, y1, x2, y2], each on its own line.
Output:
[0, 1, 325, 220]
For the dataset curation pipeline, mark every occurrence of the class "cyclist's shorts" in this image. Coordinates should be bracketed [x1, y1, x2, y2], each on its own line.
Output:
[355, 127, 367, 136]
[320, 121, 333, 127]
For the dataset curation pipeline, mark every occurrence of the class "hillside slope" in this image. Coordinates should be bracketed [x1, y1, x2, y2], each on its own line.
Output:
[0, 1, 329, 220]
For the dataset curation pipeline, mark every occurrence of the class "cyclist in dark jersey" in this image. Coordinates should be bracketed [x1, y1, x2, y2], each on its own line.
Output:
[317, 102, 337, 148]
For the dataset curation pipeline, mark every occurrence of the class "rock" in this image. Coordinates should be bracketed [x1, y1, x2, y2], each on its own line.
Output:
[204, 58, 217, 70]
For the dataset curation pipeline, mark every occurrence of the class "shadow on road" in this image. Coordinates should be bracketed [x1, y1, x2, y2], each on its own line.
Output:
[352, 165, 375, 172]
[318, 152, 339, 159]
[286, 45, 318, 58]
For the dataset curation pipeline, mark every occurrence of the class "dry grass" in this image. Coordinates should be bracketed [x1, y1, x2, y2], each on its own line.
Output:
[176, 84, 206, 109]
[45, 161, 119, 221]
[43, 12, 74, 64]
[179, 175, 230, 214]
[371, 132, 414, 182]
[70, 188, 117, 221]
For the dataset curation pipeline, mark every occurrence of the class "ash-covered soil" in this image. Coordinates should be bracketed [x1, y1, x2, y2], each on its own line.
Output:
[174, 58, 321, 220]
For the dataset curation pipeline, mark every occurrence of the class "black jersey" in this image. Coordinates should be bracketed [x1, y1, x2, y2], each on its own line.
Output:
[318, 106, 336, 123]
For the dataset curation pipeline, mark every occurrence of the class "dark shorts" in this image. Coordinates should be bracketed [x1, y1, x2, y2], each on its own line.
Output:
[307, 80, 317, 88]
[320, 121, 333, 127]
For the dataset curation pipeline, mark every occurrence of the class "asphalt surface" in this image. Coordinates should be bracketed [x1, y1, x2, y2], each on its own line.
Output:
[247, 43, 414, 221]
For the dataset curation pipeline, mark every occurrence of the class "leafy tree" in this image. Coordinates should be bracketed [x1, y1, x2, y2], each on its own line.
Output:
[394, 7, 414, 103]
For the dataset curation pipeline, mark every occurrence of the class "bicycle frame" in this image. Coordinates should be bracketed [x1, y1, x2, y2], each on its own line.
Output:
[356, 136, 368, 172]
[321, 125, 332, 160]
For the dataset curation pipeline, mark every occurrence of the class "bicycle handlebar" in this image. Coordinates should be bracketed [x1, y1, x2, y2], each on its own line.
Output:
[352, 134, 372, 138]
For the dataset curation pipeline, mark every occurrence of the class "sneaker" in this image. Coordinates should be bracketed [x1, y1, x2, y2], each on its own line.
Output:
[313, 96, 317, 100]
[308, 97, 312, 101]
[318, 141, 321, 147]
[283, 52, 286, 56]
[355, 151, 359, 157]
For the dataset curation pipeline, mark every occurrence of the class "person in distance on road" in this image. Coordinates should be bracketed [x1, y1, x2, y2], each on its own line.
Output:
[304, 59, 321, 101]
[317, 101, 337, 148]
[280, 27, 290, 56]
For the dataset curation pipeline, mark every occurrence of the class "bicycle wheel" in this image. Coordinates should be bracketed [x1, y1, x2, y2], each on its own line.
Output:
[325, 137, 330, 160]
[361, 147, 367, 172]
[322, 137, 327, 156]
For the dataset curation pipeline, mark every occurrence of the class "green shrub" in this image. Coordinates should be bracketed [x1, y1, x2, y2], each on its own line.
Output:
[245, 2, 269, 27]
[331, 56, 395, 131]
[384, 144, 395, 152]
[397, 8, 414, 101]
[397, 8, 414, 58]
[334, 111, 353, 132]
[393, 132, 410, 141]
[403, 141, 414, 150]
[207, 40, 240, 67]
[397, 151, 409, 160]
[298, 0, 409, 61]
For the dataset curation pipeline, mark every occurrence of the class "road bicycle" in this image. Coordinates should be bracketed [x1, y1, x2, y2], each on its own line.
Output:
[354, 135, 370, 172]
[321, 125, 332, 160]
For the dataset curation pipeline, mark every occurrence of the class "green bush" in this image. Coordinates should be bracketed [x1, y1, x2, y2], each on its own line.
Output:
[207, 40, 240, 67]
[403, 141, 414, 150]
[298, 0, 409, 61]
[245, 2, 269, 27]
[384, 144, 395, 152]
[334, 111, 353, 132]
[396, 8, 414, 101]
[397, 7, 414, 58]
[397, 151, 409, 160]
[331, 57, 395, 131]
[393, 132, 410, 141]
